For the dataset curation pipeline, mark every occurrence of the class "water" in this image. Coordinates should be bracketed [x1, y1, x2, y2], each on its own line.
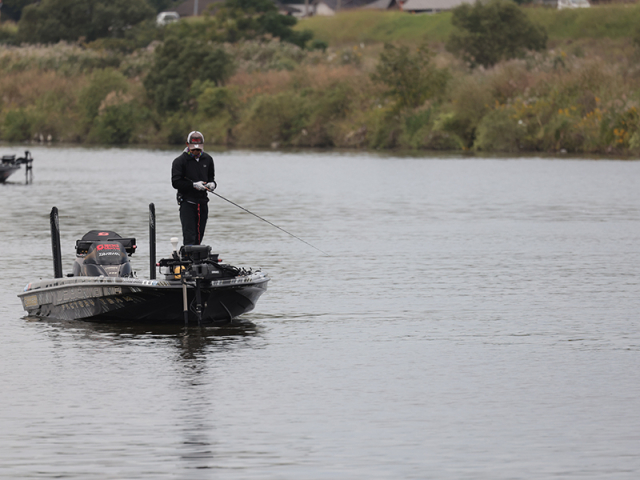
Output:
[1, 146, 639, 479]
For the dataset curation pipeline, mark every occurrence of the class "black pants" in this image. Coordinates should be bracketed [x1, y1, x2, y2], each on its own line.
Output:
[180, 201, 208, 246]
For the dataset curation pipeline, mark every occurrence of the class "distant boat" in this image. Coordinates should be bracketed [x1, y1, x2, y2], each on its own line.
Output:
[1, 151, 33, 184]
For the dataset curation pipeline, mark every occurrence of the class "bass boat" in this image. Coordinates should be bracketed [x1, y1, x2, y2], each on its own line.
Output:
[18, 205, 269, 324]
[1, 151, 33, 184]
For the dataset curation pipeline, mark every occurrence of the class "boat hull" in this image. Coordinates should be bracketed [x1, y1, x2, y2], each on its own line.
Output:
[0, 165, 20, 183]
[18, 273, 269, 324]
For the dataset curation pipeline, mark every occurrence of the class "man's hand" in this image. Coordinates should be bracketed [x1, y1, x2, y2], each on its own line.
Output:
[193, 181, 206, 191]
[205, 181, 217, 191]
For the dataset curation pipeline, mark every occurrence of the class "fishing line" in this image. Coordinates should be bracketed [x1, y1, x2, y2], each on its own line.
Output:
[211, 190, 330, 257]
[187, 178, 330, 256]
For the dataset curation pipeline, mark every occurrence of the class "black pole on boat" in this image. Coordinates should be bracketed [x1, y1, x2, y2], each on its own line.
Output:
[149, 203, 156, 280]
[50, 207, 63, 278]
[182, 280, 189, 326]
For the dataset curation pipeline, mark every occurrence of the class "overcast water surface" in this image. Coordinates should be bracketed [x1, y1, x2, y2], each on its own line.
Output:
[1, 146, 639, 479]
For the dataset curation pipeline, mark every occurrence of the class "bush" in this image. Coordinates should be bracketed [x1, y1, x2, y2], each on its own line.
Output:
[474, 106, 523, 152]
[2, 108, 33, 142]
[371, 43, 448, 110]
[294, 82, 354, 147]
[78, 68, 130, 122]
[447, 0, 547, 68]
[17, 0, 154, 44]
[309, 39, 328, 53]
[437, 76, 493, 147]
[89, 102, 138, 144]
[0, 21, 19, 44]
[204, 0, 315, 48]
[236, 93, 308, 146]
[144, 35, 235, 113]
[230, 40, 308, 72]
[195, 84, 238, 119]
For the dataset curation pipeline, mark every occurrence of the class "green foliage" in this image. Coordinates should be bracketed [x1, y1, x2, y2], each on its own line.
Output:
[78, 69, 129, 122]
[203, 0, 314, 48]
[371, 43, 449, 109]
[436, 77, 493, 147]
[237, 93, 308, 146]
[86, 19, 161, 54]
[147, 0, 182, 14]
[2, 108, 32, 142]
[143, 34, 235, 113]
[194, 83, 238, 119]
[474, 107, 523, 152]
[296, 82, 354, 147]
[17, 0, 154, 44]
[366, 105, 403, 149]
[309, 39, 328, 52]
[0, 21, 19, 45]
[0, 0, 38, 22]
[89, 102, 139, 144]
[446, 0, 547, 68]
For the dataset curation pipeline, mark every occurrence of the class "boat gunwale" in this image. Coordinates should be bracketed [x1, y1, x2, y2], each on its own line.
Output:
[18, 271, 270, 297]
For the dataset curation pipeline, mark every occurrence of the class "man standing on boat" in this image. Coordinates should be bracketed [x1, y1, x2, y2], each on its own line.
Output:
[171, 131, 216, 246]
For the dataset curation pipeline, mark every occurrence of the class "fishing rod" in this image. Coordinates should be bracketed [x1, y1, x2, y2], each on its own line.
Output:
[189, 180, 330, 256]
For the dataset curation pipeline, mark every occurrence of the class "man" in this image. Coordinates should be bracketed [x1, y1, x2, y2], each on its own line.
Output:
[171, 131, 217, 246]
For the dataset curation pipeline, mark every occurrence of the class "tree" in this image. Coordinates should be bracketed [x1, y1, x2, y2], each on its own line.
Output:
[17, 0, 154, 44]
[144, 34, 235, 113]
[146, 0, 182, 13]
[0, 0, 38, 22]
[371, 43, 449, 110]
[206, 0, 313, 48]
[446, 0, 547, 69]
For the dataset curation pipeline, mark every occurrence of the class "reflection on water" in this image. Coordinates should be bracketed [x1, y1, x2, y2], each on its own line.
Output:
[27, 316, 261, 356]
[1, 147, 640, 479]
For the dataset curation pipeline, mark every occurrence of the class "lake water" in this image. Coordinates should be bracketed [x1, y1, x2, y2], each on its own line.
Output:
[1, 146, 639, 479]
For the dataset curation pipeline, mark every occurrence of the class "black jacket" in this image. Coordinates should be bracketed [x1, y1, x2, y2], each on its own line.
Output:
[171, 150, 215, 204]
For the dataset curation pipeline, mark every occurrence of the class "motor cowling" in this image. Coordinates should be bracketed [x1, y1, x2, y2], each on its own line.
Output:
[72, 230, 136, 278]
[74, 241, 133, 277]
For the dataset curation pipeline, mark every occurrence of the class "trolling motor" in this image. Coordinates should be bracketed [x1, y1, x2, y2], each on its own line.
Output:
[157, 244, 222, 281]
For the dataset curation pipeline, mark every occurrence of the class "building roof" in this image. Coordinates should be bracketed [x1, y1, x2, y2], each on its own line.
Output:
[363, 0, 399, 9]
[401, 0, 471, 11]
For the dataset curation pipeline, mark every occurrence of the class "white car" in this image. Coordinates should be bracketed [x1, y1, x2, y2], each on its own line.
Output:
[156, 11, 180, 26]
[558, 0, 590, 9]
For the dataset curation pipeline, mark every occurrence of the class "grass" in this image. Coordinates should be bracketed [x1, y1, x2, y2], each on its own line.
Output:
[297, 10, 454, 45]
[297, 4, 640, 46]
[526, 3, 640, 39]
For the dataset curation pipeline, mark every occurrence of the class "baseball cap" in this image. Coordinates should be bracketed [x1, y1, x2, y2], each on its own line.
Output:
[187, 131, 204, 150]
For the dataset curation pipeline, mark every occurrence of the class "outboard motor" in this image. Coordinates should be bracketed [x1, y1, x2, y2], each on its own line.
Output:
[72, 230, 136, 278]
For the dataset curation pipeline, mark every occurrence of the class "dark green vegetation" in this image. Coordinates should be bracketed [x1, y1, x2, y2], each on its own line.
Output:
[446, 0, 547, 68]
[1, 1, 640, 154]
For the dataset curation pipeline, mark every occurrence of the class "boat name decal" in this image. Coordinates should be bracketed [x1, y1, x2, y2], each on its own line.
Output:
[23, 295, 38, 308]
[60, 298, 96, 311]
[96, 243, 121, 251]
